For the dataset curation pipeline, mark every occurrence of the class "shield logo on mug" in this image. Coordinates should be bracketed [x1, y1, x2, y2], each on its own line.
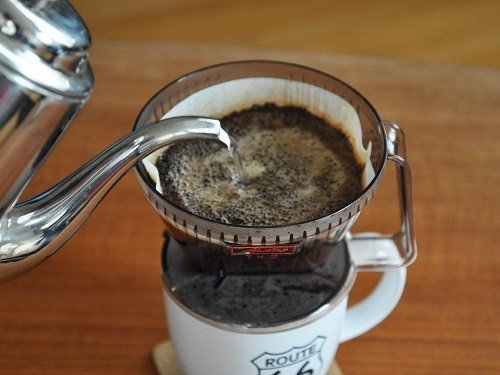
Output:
[251, 336, 327, 375]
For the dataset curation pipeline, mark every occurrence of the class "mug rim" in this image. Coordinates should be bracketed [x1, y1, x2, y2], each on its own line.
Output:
[161, 237, 358, 334]
[133, 60, 388, 231]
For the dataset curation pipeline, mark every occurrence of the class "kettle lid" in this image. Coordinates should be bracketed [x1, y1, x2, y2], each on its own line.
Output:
[0, 0, 93, 97]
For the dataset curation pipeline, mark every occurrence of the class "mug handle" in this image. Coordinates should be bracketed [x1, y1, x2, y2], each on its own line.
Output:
[340, 233, 406, 342]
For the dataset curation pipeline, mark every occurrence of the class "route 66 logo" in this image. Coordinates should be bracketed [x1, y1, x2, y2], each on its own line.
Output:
[251, 336, 327, 375]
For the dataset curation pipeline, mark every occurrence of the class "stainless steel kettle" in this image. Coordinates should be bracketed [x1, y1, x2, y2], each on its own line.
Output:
[0, 0, 231, 282]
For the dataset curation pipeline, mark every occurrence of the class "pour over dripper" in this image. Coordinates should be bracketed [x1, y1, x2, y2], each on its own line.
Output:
[134, 61, 416, 270]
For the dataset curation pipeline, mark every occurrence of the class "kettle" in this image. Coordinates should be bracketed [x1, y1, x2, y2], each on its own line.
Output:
[0, 0, 231, 282]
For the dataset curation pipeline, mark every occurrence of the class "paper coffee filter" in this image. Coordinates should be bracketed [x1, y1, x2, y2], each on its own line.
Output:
[143, 78, 375, 196]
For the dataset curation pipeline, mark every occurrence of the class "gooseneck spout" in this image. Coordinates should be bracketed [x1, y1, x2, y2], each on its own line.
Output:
[0, 117, 231, 282]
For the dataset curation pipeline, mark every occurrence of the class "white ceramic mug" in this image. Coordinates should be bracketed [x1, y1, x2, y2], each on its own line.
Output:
[162, 233, 406, 375]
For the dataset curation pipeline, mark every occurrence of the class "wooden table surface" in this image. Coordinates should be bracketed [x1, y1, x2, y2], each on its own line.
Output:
[71, 0, 500, 68]
[0, 41, 498, 374]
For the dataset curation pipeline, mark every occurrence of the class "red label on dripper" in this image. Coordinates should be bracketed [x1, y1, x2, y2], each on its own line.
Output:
[229, 245, 297, 257]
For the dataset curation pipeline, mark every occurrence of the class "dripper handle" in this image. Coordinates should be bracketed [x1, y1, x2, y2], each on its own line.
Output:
[349, 121, 417, 270]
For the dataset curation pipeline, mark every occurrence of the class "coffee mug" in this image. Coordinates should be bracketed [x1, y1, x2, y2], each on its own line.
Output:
[162, 233, 405, 375]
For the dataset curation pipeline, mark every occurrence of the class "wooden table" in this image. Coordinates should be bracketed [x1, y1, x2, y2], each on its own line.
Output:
[0, 42, 498, 374]
[70, 0, 500, 68]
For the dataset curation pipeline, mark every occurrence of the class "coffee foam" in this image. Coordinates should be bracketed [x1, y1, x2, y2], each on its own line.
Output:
[143, 78, 374, 195]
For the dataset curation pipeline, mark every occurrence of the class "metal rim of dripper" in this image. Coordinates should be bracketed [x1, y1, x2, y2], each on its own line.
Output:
[133, 60, 388, 247]
[160, 236, 358, 334]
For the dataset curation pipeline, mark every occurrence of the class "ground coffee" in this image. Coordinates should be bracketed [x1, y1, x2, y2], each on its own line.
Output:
[156, 103, 363, 226]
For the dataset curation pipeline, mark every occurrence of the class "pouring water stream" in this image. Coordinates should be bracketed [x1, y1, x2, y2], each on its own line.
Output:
[228, 136, 250, 185]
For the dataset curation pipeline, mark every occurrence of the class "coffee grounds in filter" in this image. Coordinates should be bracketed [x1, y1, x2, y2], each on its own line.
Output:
[155, 103, 363, 226]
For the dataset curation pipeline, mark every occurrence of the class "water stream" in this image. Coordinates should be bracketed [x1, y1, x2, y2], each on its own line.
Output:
[228, 136, 249, 185]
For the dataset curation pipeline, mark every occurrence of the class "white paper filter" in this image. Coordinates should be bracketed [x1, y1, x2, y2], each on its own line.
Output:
[143, 78, 374, 196]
